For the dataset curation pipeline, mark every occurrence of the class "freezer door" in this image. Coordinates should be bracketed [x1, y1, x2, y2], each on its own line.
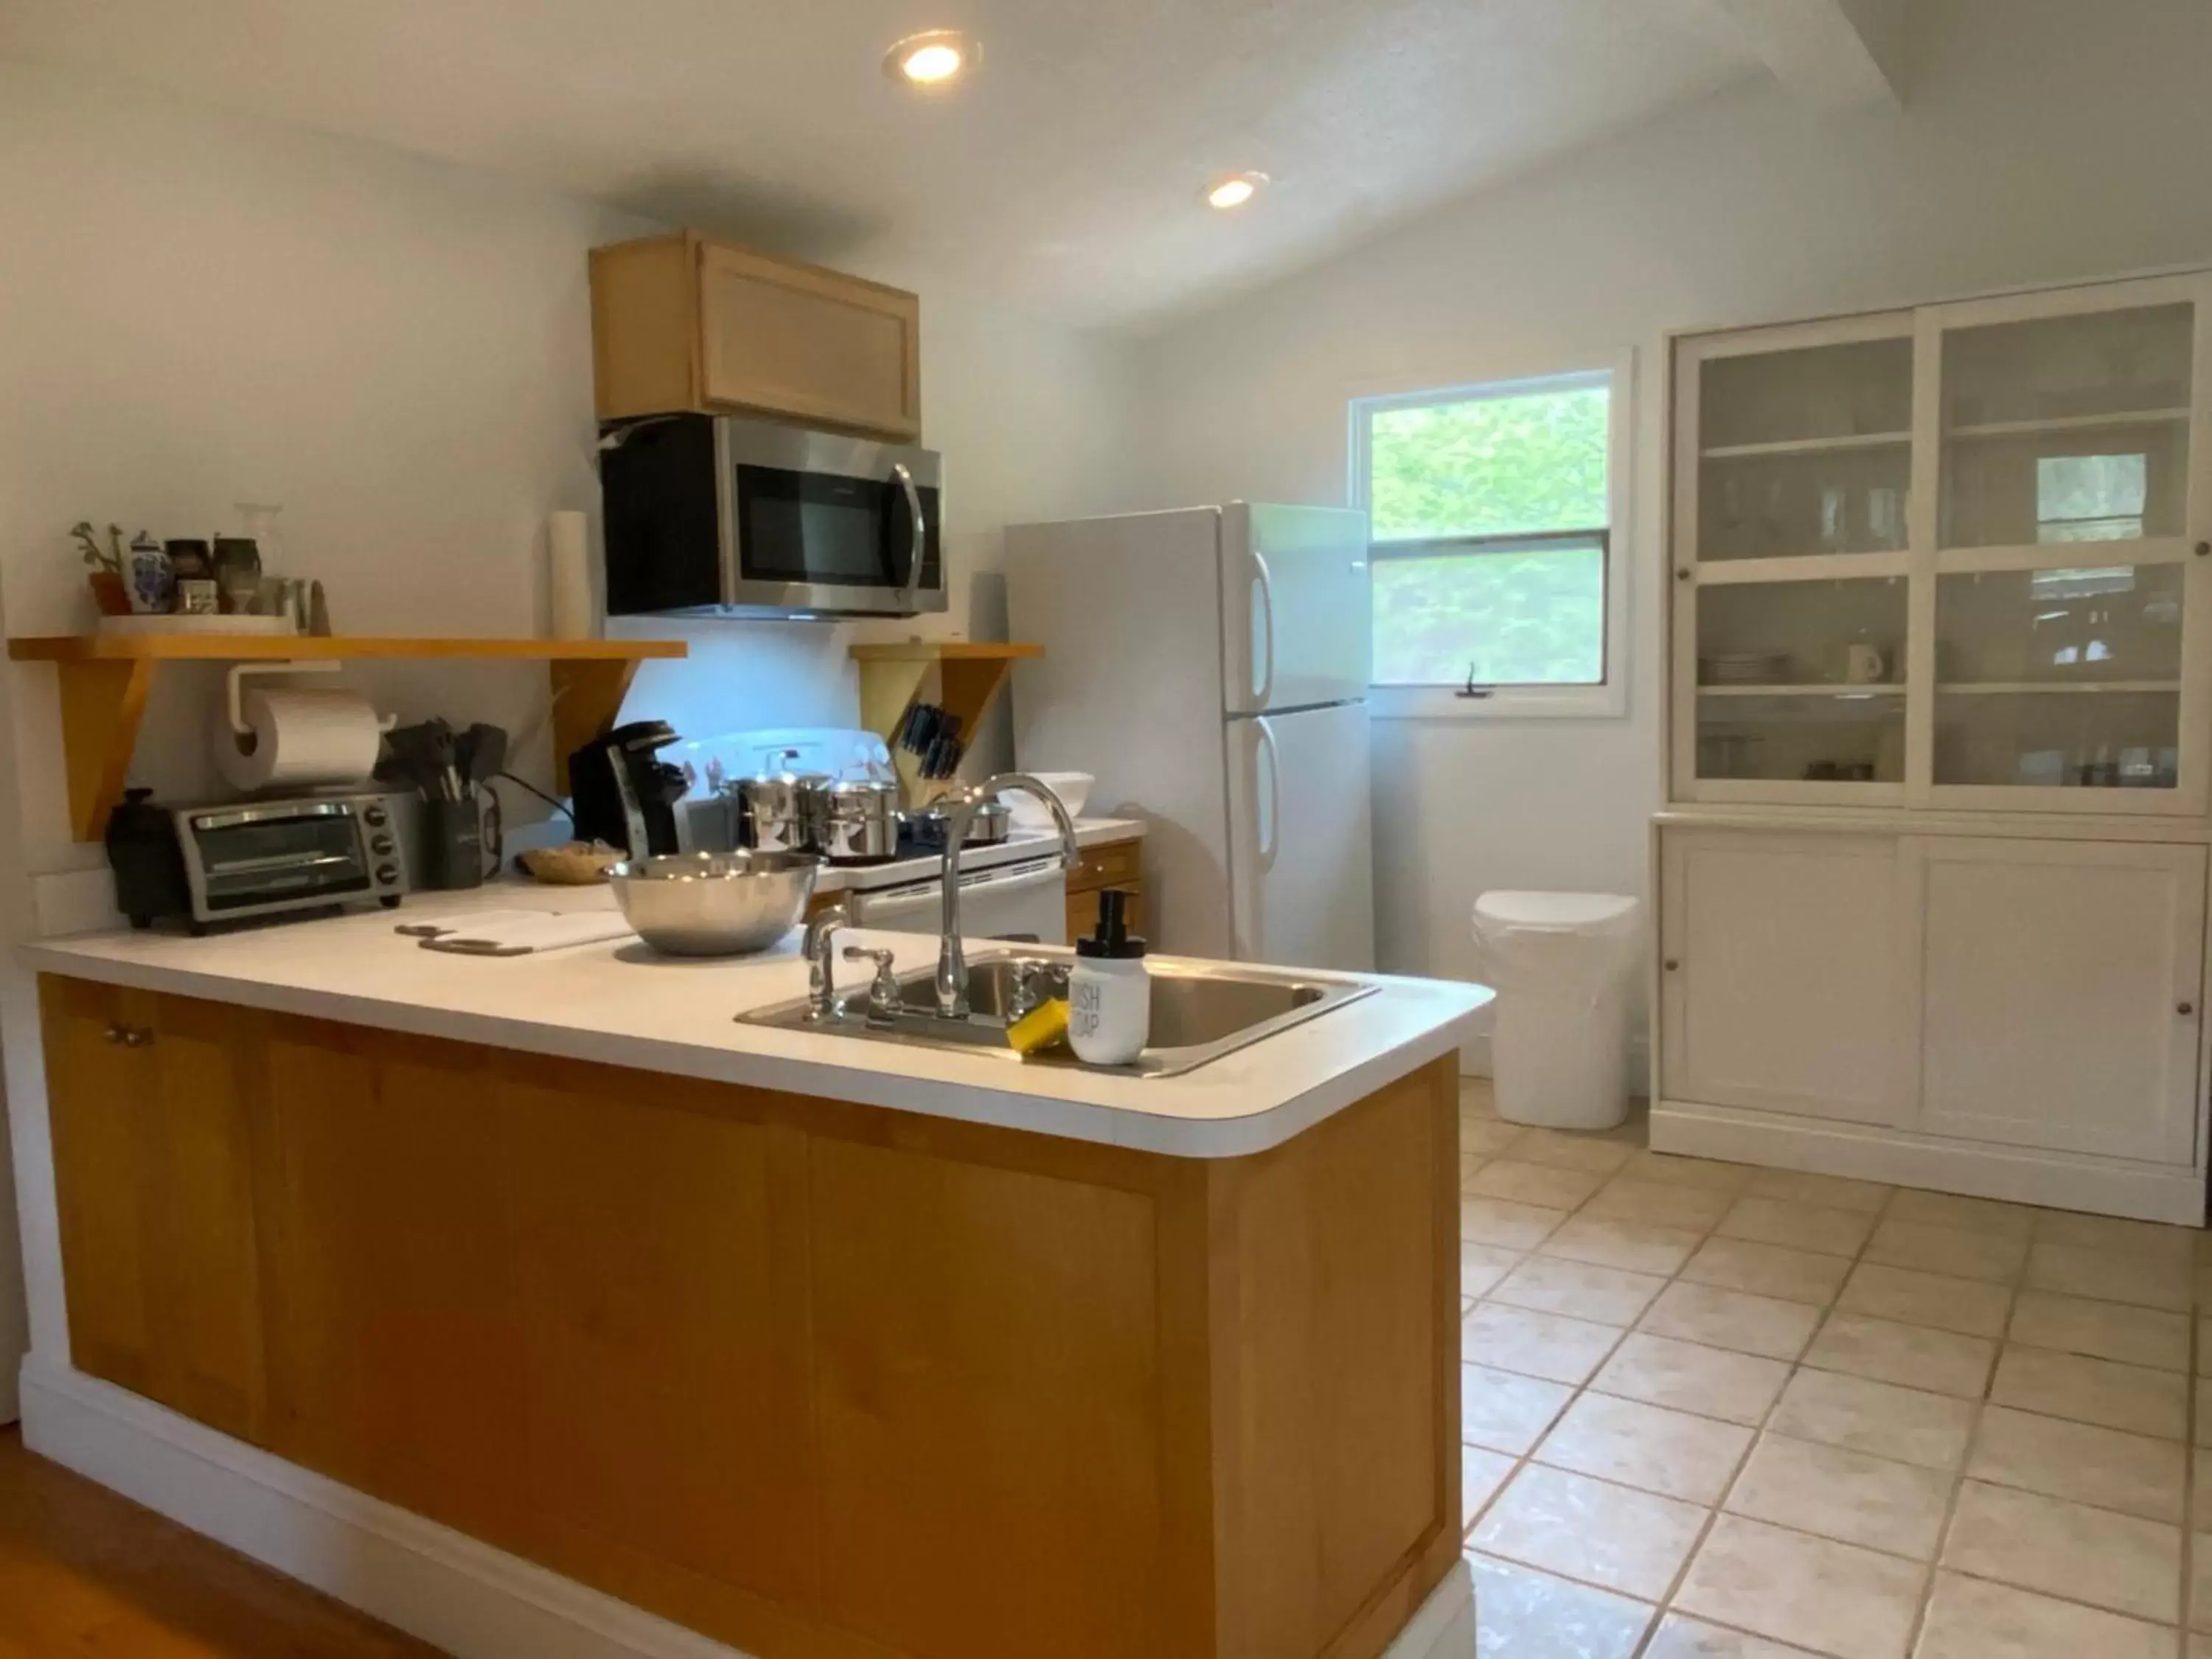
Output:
[1219, 503, 1373, 715]
[1225, 703, 1376, 971]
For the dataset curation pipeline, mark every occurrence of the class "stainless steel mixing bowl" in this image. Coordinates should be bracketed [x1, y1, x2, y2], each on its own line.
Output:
[607, 850, 823, 956]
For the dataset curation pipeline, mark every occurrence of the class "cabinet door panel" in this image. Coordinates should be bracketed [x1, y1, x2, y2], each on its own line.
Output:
[500, 1065, 817, 1607]
[809, 1138, 1164, 1659]
[141, 992, 263, 1440]
[1912, 838, 2203, 1163]
[41, 976, 158, 1395]
[258, 1020, 529, 1544]
[698, 243, 919, 439]
[1661, 830, 1911, 1122]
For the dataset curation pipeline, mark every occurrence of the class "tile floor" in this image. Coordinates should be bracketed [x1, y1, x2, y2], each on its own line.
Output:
[1455, 1078, 2212, 1659]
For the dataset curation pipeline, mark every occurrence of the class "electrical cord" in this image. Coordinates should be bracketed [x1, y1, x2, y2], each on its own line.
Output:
[492, 769, 574, 825]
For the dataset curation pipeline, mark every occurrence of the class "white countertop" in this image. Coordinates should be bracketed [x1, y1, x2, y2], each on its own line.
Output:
[21, 846, 1485, 1158]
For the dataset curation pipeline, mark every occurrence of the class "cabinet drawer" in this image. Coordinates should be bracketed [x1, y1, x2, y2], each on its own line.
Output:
[1067, 838, 1142, 894]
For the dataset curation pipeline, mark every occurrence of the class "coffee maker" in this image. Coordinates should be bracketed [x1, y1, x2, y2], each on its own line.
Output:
[567, 720, 688, 856]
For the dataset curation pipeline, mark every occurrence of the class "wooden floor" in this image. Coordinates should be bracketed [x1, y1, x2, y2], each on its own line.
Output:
[0, 1426, 448, 1658]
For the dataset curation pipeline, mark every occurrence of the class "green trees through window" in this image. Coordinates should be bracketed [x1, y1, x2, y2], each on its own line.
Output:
[1365, 380, 1611, 686]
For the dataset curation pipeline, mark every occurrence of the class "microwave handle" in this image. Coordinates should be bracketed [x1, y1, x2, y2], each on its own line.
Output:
[892, 462, 927, 609]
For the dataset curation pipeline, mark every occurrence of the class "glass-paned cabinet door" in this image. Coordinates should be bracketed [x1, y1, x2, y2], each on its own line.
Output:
[1932, 562, 2194, 801]
[1926, 276, 2210, 811]
[1694, 330, 1913, 563]
[1937, 289, 2197, 554]
[1685, 575, 1908, 798]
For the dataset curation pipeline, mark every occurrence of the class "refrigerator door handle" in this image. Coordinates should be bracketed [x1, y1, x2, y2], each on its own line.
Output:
[1250, 549, 1276, 709]
[1255, 715, 1281, 874]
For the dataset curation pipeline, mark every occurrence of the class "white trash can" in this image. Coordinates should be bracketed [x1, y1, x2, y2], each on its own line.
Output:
[1472, 890, 1642, 1130]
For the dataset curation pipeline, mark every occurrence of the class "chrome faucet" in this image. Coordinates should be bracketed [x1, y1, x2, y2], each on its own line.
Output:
[936, 773, 1080, 1018]
[803, 902, 849, 1020]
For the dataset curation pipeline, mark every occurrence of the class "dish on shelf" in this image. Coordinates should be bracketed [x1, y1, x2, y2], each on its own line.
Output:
[96, 613, 299, 636]
[1700, 650, 1793, 684]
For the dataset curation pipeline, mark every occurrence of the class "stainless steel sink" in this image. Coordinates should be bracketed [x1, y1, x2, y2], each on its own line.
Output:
[739, 951, 1376, 1077]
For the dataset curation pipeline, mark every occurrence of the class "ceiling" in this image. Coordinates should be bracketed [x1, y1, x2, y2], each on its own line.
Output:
[0, 0, 1770, 330]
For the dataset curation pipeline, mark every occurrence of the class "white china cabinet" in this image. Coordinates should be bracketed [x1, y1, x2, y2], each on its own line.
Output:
[1658, 273, 2212, 1222]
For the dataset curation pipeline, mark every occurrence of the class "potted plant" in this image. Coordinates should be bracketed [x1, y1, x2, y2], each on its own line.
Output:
[72, 521, 131, 617]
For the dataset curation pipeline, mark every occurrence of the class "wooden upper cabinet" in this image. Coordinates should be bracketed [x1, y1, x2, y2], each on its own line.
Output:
[590, 231, 922, 441]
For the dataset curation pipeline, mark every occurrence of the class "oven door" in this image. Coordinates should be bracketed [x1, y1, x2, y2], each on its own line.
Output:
[181, 804, 374, 915]
[718, 418, 945, 616]
[848, 857, 1068, 945]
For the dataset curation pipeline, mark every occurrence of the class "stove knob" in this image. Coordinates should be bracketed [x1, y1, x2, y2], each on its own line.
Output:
[370, 833, 394, 855]
[363, 804, 389, 828]
[375, 863, 400, 887]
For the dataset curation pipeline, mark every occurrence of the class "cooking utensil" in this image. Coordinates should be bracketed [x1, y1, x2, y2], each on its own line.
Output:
[738, 762, 829, 853]
[901, 799, 1011, 851]
[608, 849, 822, 956]
[817, 779, 900, 863]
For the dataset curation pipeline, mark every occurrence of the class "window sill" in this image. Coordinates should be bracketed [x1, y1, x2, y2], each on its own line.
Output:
[1369, 683, 1627, 722]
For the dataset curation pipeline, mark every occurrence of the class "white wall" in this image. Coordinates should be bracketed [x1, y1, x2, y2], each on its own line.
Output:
[1126, 0, 2212, 1048]
[0, 61, 1135, 1415]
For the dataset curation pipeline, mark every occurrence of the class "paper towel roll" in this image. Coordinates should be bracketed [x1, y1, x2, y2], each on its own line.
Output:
[214, 688, 386, 793]
[549, 509, 594, 639]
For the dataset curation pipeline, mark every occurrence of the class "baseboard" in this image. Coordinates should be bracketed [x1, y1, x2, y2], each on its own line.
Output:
[19, 1353, 1471, 1659]
[1387, 1559, 1474, 1658]
[1652, 1100, 2208, 1225]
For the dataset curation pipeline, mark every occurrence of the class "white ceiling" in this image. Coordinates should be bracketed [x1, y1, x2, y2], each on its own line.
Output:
[0, 0, 1768, 330]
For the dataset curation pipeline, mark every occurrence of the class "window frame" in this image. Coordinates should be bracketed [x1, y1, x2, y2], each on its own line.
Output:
[1351, 352, 1634, 720]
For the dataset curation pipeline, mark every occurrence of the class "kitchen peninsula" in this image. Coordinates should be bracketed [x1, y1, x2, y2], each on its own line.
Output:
[19, 892, 1485, 1659]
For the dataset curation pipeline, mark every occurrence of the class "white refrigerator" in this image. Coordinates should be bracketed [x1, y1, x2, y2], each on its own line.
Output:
[1006, 504, 1376, 971]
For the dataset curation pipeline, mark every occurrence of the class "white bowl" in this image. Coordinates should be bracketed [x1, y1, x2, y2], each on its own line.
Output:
[1003, 771, 1093, 828]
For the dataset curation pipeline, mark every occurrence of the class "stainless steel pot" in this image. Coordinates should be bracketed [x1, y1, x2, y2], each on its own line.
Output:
[818, 778, 900, 863]
[902, 799, 1012, 850]
[738, 768, 829, 853]
[608, 849, 822, 956]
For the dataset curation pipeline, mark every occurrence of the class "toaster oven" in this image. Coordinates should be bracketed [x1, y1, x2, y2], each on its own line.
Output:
[108, 790, 409, 931]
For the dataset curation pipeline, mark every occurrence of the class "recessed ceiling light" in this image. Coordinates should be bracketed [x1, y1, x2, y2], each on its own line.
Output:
[885, 29, 980, 88]
[1205, 171, 1270, 211]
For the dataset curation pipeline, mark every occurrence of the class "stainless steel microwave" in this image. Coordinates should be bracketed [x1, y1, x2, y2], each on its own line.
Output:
[599, 414, 945, 619]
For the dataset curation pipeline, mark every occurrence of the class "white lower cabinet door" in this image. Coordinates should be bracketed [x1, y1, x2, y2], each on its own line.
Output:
[1908, 837, 2205, 1165]
[1660, 830, 1914, 1123]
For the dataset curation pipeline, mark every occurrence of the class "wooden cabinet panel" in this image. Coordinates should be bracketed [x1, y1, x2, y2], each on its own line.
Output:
[1910, 838, 2204, 1163]
[1660, 830, 1913, 1124]
[139, 992, 264, 1439]
[498, 1061, 817, 1607]
[257, 1020, 529, 1545]
[697, 243, 920, 441]
[41, 980, 262, 1439]
[42, 978, 159, 1398]
[590, 232, 922, 439]
[808, 1136, 1168, 1659]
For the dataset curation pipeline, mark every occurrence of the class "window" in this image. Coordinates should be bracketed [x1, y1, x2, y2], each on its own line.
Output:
[1353, 362, 1628, 717]
[2037, 453, 2148, 543]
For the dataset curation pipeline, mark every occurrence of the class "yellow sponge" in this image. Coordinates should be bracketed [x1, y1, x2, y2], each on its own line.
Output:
[1007, 998, 1071, 1057]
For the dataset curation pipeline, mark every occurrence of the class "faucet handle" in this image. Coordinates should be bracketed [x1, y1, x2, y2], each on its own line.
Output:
[843, 946, 904, 1023]
[803, 902, 850, 1018]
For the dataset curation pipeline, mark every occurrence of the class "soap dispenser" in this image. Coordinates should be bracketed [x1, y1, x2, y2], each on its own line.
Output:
[1068, 888, 1150, 1065]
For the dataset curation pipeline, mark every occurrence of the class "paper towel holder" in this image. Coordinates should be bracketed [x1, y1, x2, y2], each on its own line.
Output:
[225, 660, 399, 737]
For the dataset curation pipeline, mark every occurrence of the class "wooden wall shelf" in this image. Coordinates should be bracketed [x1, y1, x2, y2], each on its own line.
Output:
[849, 641, 1042, 806]
[6, 635, 687, 842]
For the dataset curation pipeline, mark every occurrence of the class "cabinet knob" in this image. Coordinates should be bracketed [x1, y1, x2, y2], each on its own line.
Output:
[2196, 542, 2210, 557]
[1674, 568, 1691, 582]
[102, 1023, 125, 1045]
[2180, 1002, 2195, 1016]
[1663, 959, 1680, 972]
[121, 1026, 151, 1048]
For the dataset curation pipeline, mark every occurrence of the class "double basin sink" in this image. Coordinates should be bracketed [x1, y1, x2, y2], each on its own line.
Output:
[741, 951, 1375, 1078]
